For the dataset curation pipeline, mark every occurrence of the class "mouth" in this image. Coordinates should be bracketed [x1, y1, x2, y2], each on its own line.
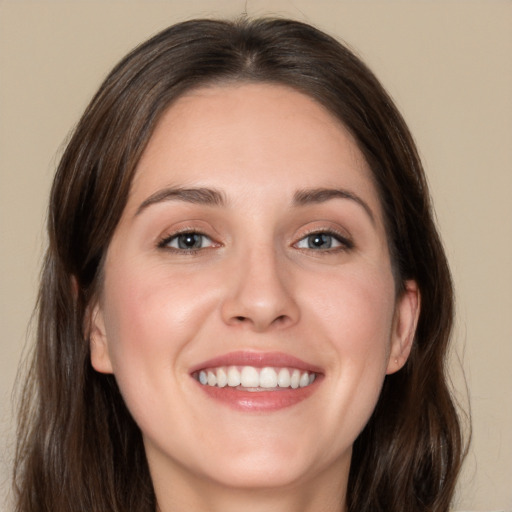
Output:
[190, 351, 322, 411]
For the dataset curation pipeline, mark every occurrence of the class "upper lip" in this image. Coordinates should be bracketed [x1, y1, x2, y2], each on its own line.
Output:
[190, 350, 323, 374]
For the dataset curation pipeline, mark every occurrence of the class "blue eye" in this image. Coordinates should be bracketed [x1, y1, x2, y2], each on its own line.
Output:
[296, 232, 351, 251]
[159, 232, 214, 250]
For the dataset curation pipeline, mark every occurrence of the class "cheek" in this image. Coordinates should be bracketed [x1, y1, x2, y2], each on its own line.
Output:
[97, 258, 226, 440]
[309, 266, 396, 352]
[100, 259, 217, 379]
[306, 267, 396, 412]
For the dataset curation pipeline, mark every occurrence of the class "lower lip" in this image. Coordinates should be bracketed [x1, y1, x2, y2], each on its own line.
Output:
[195, 379, 320, 412]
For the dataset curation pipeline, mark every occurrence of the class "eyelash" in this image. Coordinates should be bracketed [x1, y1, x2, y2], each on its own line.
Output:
[157, 230, 217, 254]
[157, 228, 353, 255]
[294, 229, 354, 252]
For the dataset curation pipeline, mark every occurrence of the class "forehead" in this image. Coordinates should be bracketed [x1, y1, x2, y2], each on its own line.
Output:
[127, 83, 382, 218]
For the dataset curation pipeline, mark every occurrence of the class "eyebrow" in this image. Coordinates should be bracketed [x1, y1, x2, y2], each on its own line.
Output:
[135, 185, 375, 224]
[293, 188, 375, 224]
[135, 186, 226, 215]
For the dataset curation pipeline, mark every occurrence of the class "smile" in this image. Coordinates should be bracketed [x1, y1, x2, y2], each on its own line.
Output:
[191, 351, 322, 411]
[195, 366, 317, 391]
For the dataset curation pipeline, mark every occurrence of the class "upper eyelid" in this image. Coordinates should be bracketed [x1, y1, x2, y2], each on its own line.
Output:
[295, 232, 353, 250]
[157, 229, 215, 248]
[293, 226, 353, 244]
[156, 221, 220, 241]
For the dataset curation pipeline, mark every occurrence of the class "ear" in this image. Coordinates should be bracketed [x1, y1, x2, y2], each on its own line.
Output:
[386, 280, 420, 375]
[87, 302, 114, 374]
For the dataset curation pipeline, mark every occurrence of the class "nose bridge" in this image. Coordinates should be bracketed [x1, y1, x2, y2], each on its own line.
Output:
[221, 240, 299, 331]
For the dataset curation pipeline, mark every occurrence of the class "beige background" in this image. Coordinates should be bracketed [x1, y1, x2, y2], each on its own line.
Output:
[0, 1, 511, 510]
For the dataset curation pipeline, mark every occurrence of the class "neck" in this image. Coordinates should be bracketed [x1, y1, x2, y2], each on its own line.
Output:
[151, 460, 349, 512]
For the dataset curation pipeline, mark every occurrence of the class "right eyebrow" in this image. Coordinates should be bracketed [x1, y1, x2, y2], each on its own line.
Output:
[135, 186, 226, 216]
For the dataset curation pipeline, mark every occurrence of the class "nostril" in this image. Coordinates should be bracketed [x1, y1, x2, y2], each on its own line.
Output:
[275, 315, 287, 324]
[232, 314, 289, 327]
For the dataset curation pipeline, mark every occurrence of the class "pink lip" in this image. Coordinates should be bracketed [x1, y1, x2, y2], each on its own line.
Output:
[190, 351, 323, 412]
[190, 350, 323, 374]
[196, 384, 320, 412]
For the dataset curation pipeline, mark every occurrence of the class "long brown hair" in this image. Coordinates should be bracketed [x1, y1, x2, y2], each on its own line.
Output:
[14, 18, 466, 511]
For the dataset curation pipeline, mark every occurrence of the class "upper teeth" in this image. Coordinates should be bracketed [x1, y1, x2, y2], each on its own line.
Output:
[197, 366, 316, 390]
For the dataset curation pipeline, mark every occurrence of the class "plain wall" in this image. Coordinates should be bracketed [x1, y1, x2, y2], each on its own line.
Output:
[1, 1, 511, 510]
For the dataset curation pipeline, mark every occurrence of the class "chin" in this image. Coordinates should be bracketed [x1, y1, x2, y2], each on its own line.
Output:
[201, 453, 316, 490]
[198, 435, 349, 492]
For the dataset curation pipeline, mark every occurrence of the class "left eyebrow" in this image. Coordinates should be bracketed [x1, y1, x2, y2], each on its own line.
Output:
[135, 186, 226, 216]
[293, 188, 376, 225]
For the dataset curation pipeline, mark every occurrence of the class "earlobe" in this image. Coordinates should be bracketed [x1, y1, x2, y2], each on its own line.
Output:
[386, 280, 420, 374]
[88, 303, 114, 374]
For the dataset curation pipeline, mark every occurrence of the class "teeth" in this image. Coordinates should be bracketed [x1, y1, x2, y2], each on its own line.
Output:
[207, 370, 217, 387]
[290, 369, 300, 389]
[240, 366, 259, 387]
[260, 367, 278, 388]
[277, 368, 291, 387]
[299, 372, 310, 387]
[196, 365, 317, 390]
[227, 366, 241, 387]
[216, 367, 228, 387]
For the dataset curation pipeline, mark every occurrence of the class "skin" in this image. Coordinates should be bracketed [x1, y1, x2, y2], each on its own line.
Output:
[89, 83, 419, 512]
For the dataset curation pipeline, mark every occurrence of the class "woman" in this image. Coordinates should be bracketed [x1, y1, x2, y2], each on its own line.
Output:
[13, 17, 465, 512]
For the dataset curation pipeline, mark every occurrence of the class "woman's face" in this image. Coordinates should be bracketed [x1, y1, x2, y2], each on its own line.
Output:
[90, 83, 418, 501]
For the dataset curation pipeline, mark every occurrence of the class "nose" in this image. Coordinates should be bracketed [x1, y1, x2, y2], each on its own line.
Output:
[220, 246, 300, 332]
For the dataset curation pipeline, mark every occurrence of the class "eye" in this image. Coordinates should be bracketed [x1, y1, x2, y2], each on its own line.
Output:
[158, 231, 215, 251]
[295, 231, 352, 251]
